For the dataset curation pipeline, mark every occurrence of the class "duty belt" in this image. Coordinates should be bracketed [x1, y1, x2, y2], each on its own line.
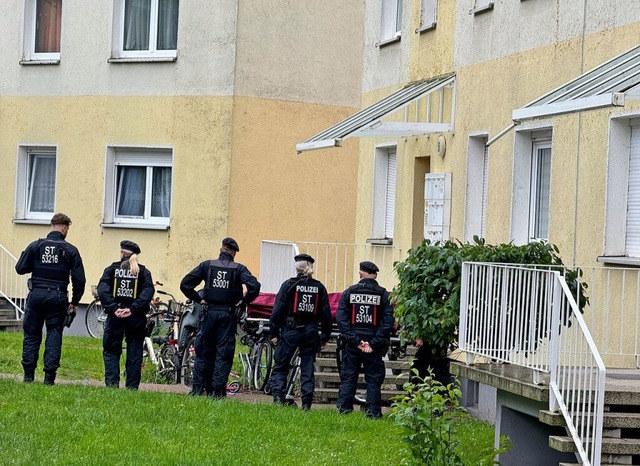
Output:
[32, 284, 67, 292]
[208, 304, 233, 312]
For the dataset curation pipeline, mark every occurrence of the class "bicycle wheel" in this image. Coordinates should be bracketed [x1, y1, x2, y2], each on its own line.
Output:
[85, 299, 106, 339]
[180, 336, 196, 388]
[285, 349, 301, 402]
[156, 344, 180, 384]
[253, 339, 273, 392]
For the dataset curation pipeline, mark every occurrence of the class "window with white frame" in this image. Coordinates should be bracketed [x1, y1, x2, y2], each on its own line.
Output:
[425, 173, 451, 242]
[112, 0, 179, 59]
[529, 140, 551, 240]
[22, 0, 62, 62]
[371, 147, 396, 241]
[511, 129, 552, 244]
[380, 0, 402, 43]
[15, 146, 57, 221]
[418, 0, 437, 32]
[625, 124, 640, 256]
[104, 148, 172, 227]
[464, 136, 488, 242]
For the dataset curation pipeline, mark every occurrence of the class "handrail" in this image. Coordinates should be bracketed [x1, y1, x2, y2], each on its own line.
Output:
[0, 243, 27, 319]
[460, 262, 605, 466]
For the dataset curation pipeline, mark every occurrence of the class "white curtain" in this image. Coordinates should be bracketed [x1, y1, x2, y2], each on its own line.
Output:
[151, 167, 171, 217]
[116, 166, 146, 217]
[533, 147, 551, 239]
[124, 0, 151, 51]
[157, 0, 179, 50]
[29, 155, 56, 213]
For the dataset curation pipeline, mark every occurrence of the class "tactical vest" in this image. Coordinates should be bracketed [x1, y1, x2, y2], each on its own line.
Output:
[204, 259, 241, 305]
[31, 238, 70, 284]
[112, 265, 141, 303]
[286, 278, 321, 322]
[348, 285, 385, 329]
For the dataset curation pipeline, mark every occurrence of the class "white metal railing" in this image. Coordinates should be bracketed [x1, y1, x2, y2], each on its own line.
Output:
[460, 262, 605, 466]
[259, 240, 405, 293]
[0, 243, 28, 319]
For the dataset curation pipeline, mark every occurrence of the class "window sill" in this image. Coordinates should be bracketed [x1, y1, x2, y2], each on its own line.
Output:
[376, 36, 401, 48]
[19, 59, 60, 66]
[597, 256, 640, 267]
[108, 56, 177, 64]
[12, 218, 51, 225]
[416, 22, 437, 34]
[366, 238, 394, 246]
[101, 223, 170, 231]
[469, 2, 494, 15]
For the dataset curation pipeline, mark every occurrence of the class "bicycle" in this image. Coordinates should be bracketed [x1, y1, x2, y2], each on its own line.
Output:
[85, 281, 168, 339]
[143, 307, 181, 384]
[238, 317, 274, 393]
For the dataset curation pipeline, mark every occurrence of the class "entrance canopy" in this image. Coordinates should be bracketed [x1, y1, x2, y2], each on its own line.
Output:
[296, 73, 455, 153]
[512, 45, 640, 122]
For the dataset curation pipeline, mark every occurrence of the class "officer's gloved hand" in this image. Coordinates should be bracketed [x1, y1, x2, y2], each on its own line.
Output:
[64, 305, 77, 328]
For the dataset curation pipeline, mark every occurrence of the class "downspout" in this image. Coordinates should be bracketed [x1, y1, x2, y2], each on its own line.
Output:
[571, 0, 588, 266]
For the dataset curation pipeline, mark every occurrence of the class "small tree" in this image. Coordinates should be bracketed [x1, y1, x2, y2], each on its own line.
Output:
[392, 237, 588, 360]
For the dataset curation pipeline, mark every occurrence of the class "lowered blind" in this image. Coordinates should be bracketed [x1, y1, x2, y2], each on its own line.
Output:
[480, 144, 489, 238]
[626, 125, 640, 256]
[384, 153, 397, 239]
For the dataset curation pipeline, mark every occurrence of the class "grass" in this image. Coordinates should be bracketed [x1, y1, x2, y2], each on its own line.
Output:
[0, 332, 500, 465]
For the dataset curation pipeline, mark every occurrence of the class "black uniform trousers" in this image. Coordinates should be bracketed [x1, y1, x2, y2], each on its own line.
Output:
[103, 314, 145, 389]
[270, 324, 319, 406]
[192, 309, 236, 397]
[337, 340, 386, 418]
[21, 288, 68, 381]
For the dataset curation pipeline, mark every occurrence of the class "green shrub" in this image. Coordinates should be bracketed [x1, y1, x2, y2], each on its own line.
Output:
[392, 237, 588, 357]
[391, 372, 508, 465]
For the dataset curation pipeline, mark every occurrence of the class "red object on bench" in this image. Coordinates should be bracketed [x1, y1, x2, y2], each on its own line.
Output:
[247, 292, 343, 321]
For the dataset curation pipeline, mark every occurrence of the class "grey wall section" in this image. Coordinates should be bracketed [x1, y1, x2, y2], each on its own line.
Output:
[234, 0, 364, 107]
[1, 0, 238, 96]
[454, 0, 640, 69]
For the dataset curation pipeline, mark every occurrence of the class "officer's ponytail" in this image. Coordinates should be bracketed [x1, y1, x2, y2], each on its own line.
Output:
[122, 253, 140, 275]
[295, 260, 313, 279]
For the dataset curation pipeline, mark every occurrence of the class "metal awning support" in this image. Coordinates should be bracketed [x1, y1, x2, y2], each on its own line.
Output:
[512, 45, 640, 123]
[296, 73, 456, 153]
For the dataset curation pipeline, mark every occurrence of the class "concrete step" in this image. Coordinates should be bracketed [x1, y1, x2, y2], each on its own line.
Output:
[314, 386, 403, 401]
[0, 308, 16, 319]
[0, 319, 22, 332]
[315, 371, 410, 385]
[541, 409, 640, 429]
[550, 436, 640, 455]
[315, 357, 411, 371]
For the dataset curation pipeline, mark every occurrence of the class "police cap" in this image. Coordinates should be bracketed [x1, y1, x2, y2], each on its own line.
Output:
[294, 253, 314, 264]
[120, 240, 141, 255]
[222, 237, 240, 252]
[359, 261, 379, 274]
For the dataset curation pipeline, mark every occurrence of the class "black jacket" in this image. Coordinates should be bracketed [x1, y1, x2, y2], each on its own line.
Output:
[97, 260, 155, 316]
[270, 273, 333, 343]
[15, 231, 86, 305]
[336, 278, 394, 350]
[180, 252, 261, 306]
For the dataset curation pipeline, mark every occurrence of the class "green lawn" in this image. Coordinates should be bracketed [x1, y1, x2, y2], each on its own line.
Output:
[0, 332, 499, 465]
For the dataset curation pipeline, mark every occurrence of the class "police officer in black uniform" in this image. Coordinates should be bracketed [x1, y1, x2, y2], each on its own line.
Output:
[180, 237, 260, 399]
[15, 213, 86, 385]
[336, 261, 394, 419]
[98, 240, 155, 389]
[269, 253, 332, 410]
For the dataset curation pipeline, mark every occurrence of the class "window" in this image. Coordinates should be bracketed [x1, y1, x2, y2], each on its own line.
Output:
[104, 148, 172, 228]
[112, 0, 179, 60]
[424, 173, 451, 242]
[380, 0, 402, 44]
[625, 124, 640, 256]
[464, 136, 488, 241]
[511, 129, 552, 244]
[418, 0, 437, 32]
[15, 146, 57, 221]
[371, 147, 397, 242]
[22, 0, 62, 63]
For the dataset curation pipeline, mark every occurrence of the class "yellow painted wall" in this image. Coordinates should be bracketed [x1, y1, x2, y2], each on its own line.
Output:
[227, 97, 359, 271]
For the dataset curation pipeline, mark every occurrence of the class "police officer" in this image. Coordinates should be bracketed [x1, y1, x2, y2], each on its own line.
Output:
[336, 261, 394, 419]
[180, 237, 260, 399]
[98, 240, 155, 389]
[15, 213, 86, 385]
[269, 253, 332, 410]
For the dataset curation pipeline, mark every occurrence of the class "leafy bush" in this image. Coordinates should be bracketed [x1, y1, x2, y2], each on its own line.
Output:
[391, 372, 508, 465]
[392, 237, 588, 357]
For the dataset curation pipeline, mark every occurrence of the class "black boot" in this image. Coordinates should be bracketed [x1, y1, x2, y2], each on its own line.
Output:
[23, 370, 34, 383]
[210, 388, 226, 400]
[43, 372, 56, 386]
[189, 385, 204, 396]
